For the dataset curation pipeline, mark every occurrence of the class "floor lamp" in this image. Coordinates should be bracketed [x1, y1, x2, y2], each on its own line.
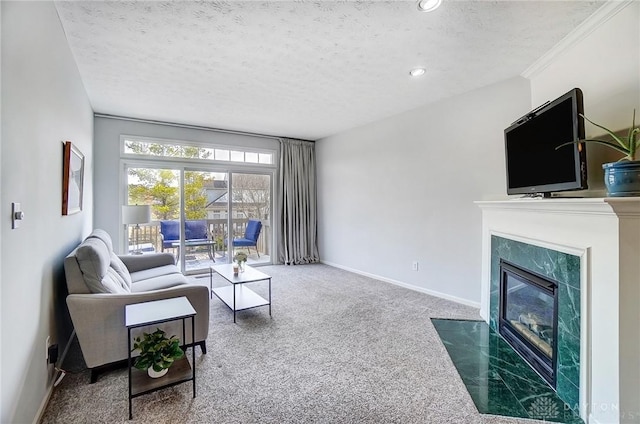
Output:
[122, 205, 151, 254]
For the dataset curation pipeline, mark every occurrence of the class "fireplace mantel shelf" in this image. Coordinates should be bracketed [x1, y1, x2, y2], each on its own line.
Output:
[475, 197, 640, 216]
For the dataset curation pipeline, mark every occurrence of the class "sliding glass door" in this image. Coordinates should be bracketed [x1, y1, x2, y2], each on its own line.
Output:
[230, 172, 271, 265]
[181, 169, 229, 273]
[126, 165, 273, 274]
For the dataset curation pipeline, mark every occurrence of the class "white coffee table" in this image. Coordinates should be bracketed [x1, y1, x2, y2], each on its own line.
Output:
[209, 264, 271, 323]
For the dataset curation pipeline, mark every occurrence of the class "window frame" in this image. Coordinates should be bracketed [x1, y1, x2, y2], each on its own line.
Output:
[121, 157, 276, 272]
[120, 134, 277, 168]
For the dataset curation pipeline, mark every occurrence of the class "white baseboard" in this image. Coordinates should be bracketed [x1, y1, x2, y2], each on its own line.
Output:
[320, 260, 481, 309]
[33, 330, 76, 424]
[588, 415, 601, 424]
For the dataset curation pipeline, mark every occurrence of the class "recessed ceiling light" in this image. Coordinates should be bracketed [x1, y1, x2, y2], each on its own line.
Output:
[409, 68, 426, 77]
[417, 0, 442, 12]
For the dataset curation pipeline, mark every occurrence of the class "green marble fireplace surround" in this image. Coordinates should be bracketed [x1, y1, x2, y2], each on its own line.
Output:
[490, 235, 580, 412]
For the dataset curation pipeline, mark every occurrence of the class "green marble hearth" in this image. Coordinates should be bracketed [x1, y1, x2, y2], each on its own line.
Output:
[432, 319, 583, 423]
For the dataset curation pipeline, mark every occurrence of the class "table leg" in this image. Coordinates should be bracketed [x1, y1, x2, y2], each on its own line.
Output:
[191, 316, 196, 398]
[233, 284, 236, 323]
[208, 243, 215, 262]
[128, 328, 133, 420]
[269, 278, 272, 317]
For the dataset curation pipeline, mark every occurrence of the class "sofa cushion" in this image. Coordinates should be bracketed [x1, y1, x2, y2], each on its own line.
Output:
[131, 273, 188, 292]
[103, 268, 130, 293]
[110, 253, 132, 290]
[87, 229, 114, 252]
[130, 264, 182, 283]
[76, 238, 130, 294]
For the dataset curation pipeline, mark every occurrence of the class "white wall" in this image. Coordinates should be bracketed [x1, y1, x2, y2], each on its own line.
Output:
[0, 3, 4, 420]
[0, 2, 4, 420]
[1, 2, 93, 423]
[529, 1, 640, 194]
[528, 3, 640, 422]
[94, 117, 279, 252]
[316, 77, 531, 305]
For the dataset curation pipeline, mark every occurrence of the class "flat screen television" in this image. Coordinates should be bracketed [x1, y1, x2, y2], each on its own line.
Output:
[504, 88, 587, 197]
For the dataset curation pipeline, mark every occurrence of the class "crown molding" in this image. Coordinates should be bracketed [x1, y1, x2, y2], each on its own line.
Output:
[522, 0, 634, 79]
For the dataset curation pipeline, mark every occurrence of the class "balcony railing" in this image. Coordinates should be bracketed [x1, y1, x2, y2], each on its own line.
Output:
[127, 218, 270, 258]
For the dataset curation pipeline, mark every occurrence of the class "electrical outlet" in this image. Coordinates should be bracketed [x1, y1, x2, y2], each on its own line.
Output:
[412, 261, 419, 271]
[48, 344, 59, 364]
[45, 336, 51, 362]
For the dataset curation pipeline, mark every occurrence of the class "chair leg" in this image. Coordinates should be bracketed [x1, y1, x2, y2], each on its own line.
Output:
[199, 340, 207, 354]
[90, 369, 99, 384]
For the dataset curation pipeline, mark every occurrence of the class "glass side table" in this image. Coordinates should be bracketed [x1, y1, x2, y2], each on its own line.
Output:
[125, 297, 196, 419]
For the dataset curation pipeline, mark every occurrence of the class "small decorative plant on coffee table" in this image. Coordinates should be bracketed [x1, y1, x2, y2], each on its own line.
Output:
[234, 251, 248, 272]
[131, 328, 184, 378]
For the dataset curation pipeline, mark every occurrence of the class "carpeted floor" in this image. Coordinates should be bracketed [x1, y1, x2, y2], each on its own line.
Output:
[41, 264, 554, 423]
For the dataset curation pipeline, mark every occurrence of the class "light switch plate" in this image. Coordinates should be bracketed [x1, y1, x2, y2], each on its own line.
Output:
[12, 203, 22, 229]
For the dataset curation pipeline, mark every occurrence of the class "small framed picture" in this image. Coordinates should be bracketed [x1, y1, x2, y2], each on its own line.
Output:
[62, 141, 84, 215]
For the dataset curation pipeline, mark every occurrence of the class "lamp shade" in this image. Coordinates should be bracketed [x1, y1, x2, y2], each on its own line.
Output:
[122, 205, 151, 225]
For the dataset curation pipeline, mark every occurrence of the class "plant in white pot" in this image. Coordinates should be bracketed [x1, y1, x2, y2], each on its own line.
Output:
[132, 328, 184, 378]
[558, 110, 640, 196]
[233, 251, 248, 272]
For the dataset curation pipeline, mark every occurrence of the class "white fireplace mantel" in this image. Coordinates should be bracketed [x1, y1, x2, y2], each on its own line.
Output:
[476, 197, 640, 424]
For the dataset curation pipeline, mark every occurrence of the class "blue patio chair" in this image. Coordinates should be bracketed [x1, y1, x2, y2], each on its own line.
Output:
[160, 220, 213, 261]
[233, 219, 262, 257]
[184, 220, 209, 242]
[159, 220, 180, 251]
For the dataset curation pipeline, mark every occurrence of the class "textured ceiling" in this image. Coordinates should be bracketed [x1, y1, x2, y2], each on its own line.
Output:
[54, 0, 604, 140]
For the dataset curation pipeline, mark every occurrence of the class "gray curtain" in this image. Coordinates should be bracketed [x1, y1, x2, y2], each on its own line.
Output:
[278, 138, 320, 265]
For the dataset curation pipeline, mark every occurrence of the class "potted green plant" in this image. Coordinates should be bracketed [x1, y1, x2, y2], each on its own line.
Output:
[234, 251, 248, 272]
[131, 328, 184, 378]
[558, 110, 640, 196]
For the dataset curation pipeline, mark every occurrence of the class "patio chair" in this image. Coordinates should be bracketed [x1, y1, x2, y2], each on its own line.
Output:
[233, 219, 262, 257]
[160, 220, 214, 261]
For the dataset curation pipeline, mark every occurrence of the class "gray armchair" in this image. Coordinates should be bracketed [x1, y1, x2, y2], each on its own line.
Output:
[64, 229, 209, 382]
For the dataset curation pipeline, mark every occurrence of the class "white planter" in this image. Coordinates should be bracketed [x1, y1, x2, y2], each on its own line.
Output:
[147, 367, 168, 378]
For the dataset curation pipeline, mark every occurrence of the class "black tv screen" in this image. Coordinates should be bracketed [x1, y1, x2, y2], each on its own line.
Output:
[504, 88, 587, 196]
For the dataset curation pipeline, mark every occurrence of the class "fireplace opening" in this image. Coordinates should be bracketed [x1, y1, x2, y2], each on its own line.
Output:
[499, 259, 558, 387]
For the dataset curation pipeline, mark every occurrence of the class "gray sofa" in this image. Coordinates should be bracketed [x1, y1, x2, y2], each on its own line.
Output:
[64, 229, 209, 382]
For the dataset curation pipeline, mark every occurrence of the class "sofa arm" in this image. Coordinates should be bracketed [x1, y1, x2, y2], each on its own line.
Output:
[67, 284, 209, 369]
[119, 252, 176, 272]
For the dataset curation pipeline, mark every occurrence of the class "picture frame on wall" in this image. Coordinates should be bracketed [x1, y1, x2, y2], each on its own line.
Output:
[62, 141, 84, 215]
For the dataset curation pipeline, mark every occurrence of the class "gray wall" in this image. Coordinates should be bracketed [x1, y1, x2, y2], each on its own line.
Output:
[94, 117, 279, 252]
[316, 77, 531, 305]
[1, 2, 94, 423]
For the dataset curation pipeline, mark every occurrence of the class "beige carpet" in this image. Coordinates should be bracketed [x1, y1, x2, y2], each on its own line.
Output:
[41, 264, 550, 423]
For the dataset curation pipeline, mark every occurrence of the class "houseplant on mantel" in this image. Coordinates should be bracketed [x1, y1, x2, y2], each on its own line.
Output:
[132, 328, 184, 378]
[559, 110, 640, 196]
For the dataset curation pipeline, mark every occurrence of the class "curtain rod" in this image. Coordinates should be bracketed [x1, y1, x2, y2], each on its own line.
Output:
[94, 113, 286, 141]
